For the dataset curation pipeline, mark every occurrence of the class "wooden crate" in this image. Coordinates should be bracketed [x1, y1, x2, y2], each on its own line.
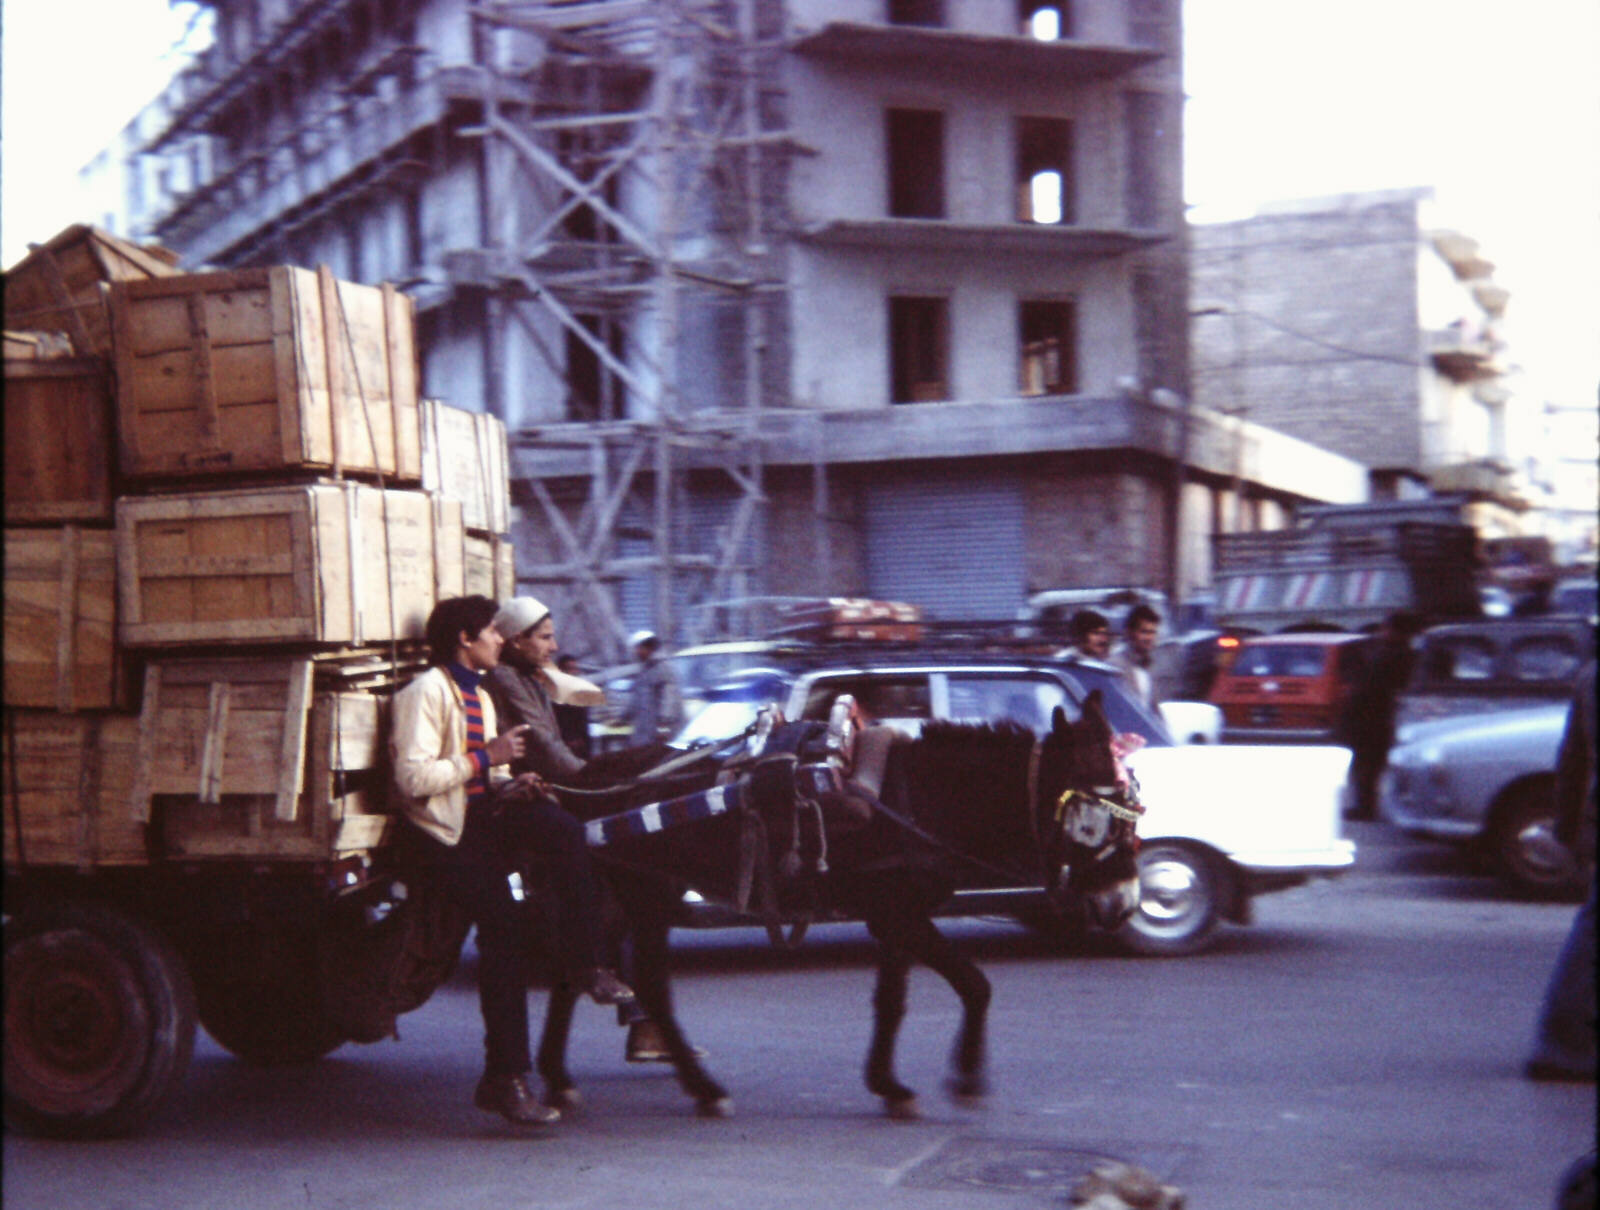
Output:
[116, 482, 438, 647]
[464, 533, 516, 600]
[5, 357, 116, 524]
[131, 658, 393, 859]
[2, 710, 147, 868]
[432, 495, 467, 599]
[110, 265, 421, 483]
[4, 527, 123, 710]
[3, 225, 180, 357]
[420, 399, 510, 534]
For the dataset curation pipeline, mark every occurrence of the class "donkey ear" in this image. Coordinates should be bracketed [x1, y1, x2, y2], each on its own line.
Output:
[1082, 689, 1107, 722]
[1050, 705, 1070, 734]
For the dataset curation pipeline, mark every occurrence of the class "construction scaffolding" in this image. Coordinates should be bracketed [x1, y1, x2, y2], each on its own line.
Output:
[466, 0, 793, 663]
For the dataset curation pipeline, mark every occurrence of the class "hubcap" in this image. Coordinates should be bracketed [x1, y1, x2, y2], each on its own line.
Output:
[1139, 857, 1201, 924]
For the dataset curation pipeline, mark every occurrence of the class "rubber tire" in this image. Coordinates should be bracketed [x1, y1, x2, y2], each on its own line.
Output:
[191, 929, 346, 1066]
[1114, 842, 1223, 957]
[4, 901, 197, 1139]
[1490, 784, 1582, 900]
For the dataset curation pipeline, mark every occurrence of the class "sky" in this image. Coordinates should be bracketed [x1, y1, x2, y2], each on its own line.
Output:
[2, 0, 1597, 411]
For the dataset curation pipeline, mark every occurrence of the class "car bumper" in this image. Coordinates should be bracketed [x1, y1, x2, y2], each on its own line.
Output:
[1229, 838, 1358, 878]
[1221, 726, 1339, 744]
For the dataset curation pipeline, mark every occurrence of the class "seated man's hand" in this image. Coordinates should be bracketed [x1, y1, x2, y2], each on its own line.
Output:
[484, 724, 530, 766]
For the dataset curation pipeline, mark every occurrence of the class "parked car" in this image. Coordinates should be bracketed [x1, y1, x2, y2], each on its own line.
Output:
[1208, 632, 1367, 742]
[671, 637, 1353, 956]
[1398, 617, 1594, 728]
[1380, 700, 1584, 898]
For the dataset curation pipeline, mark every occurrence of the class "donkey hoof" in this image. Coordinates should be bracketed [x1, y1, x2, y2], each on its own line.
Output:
[946, 1073, 988, 1102]
[545, 1086, 583, 1112]
[695, 1096, 733, 1118]
[883, 1095, 921, 1121]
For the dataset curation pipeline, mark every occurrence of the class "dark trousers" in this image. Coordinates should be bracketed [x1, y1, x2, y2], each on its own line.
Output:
[435, 789, 605, 1077]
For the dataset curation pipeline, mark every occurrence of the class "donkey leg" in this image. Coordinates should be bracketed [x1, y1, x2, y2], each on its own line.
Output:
[861, 926, 919, 1117]
[628, 911, 731, 1117]
[896, 913, 992, 1101]
[535, 982, 583, 1110]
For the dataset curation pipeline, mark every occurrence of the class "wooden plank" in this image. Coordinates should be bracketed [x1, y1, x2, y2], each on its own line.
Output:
[4, 357, 115, 523]
[198, 681, 232, 803]
[432, 495, 466, 599]
[275, 661, 313, 821]
[383, 283, 422, 483]
[4, 527, 120, 711]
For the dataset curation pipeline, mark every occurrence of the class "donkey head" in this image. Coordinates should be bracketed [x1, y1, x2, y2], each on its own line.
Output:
[1034, 693, 1143, 931]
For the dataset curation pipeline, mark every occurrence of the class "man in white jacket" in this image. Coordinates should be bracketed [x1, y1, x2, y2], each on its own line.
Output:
[391, 594, 632, 1125]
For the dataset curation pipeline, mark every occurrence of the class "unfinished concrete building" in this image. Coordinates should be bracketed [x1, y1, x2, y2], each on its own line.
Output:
[99, 0, 1365, 661]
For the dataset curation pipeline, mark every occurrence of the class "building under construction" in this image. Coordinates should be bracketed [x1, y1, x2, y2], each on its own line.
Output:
[91, 0, 1366, 662]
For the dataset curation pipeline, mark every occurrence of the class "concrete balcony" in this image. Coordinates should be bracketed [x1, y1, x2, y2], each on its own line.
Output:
[508, 393, 1368, 506]
[795, 218, 1166, 255]
[1426, 324, 1502, 381]
[789, 22, 1162, 80]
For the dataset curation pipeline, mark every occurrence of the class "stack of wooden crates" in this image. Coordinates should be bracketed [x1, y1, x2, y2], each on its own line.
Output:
[4, 226, 513, 869]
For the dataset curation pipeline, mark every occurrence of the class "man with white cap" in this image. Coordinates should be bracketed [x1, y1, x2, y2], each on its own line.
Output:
[626, 629, 685, 747]
[488, 599, 703, 1065]
[484, 596, 604, 782]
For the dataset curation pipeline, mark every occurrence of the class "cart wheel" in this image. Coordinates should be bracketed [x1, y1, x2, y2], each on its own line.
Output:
[5, 901, 196, 1138]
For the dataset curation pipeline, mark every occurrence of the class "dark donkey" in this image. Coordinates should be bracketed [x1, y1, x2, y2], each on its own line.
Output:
[531, 691, 1142, 1119]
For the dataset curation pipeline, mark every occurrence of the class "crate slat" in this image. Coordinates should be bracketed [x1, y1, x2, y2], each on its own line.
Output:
[2, 710, 147, 867]
[4, 358, 116, 523]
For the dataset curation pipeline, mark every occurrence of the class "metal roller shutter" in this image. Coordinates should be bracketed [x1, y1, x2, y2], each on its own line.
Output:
[865, 475, 1025, 620]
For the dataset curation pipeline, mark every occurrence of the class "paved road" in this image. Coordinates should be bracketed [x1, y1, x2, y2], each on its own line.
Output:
[5, 822, 1593, 1209]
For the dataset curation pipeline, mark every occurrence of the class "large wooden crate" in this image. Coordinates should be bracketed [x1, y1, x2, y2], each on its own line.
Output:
[464, 533, 517, 600]
[130, 658, 392, 859]
[2, 710, 148, 868]
[115, 482, 438, 647]
[5, 357, 116, 524]
[110, 265, 421, 483]
[420, 399, 510, 534]
[3, 225, 181, 357]
[4, 526, 123, 710]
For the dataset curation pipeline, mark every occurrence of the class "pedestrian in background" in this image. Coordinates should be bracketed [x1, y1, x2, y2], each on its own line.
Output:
[1526, 659, 1596, 1084]
[1111, 603, 1162, 709]
[1063, 609, 1113, 662]
[626, 629, 685, 745]
[1336, 610, 1424, 820]
[553, 653, 593, 761]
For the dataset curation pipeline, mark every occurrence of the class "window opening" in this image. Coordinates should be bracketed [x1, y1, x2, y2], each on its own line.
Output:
[1016, 117, 1073, 224]
[888, 0, 944, 25]
[1019, 300, 1077, 395]
[886, 108, 945, 219]
[889, 296, 950, 403]
[1019, 2, 1071, 39]
[565, 315, 626, 421]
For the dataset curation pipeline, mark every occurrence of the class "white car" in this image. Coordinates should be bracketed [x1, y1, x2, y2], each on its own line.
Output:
[674, 647, 1354, 955]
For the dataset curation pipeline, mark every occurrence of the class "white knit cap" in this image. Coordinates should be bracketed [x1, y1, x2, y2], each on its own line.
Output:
[493, 596, 550, 638]
[629, 629, 658, 648]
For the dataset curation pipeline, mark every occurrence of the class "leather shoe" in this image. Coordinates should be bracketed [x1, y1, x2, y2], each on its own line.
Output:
[474, 1073, 560, 1125]
[581, 967, 635, 1006]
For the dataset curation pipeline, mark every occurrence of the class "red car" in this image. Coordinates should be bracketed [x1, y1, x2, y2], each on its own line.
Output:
[1208, 633, 1367, 742]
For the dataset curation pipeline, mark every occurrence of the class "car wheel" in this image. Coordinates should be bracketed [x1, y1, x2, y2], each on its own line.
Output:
[1114, 842, 1223, 957]
[4, 901, 197, 1138]
[1490, 782, 1581, 900]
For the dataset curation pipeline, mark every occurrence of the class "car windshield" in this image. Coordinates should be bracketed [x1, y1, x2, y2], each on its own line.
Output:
[1054, 663, 1174, 747]
[1230, 644, 1334, 679]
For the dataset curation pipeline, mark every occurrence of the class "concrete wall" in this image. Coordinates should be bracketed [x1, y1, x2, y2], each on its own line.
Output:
[1191, 193, 1430, 471]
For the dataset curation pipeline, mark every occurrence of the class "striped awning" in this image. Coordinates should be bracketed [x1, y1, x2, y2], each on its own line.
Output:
[584, 779, 748, 849]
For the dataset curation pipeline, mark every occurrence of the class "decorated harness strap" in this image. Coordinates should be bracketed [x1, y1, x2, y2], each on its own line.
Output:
[583, 779, 748, 848]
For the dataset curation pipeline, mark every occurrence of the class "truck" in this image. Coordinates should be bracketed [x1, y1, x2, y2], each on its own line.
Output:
[1211, 500, 1483, 635]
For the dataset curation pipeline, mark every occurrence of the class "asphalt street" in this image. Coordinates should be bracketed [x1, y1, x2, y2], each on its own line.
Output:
[4, 821, 1594, 1210]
